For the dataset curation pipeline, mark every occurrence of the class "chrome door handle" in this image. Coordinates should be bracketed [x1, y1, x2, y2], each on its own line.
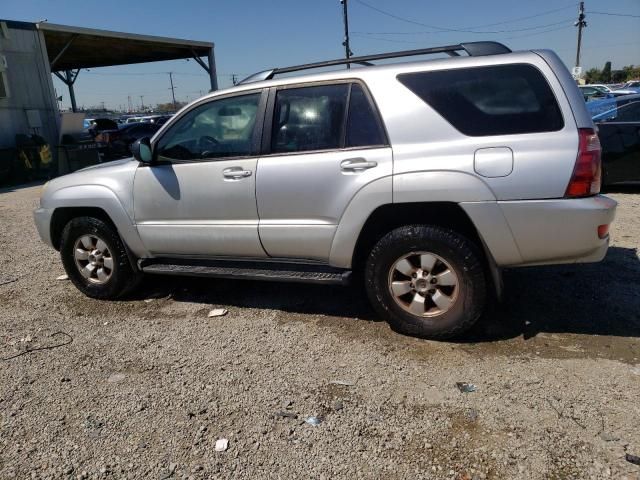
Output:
[223, 167, 252, 179]
[340, 158, 378, 171]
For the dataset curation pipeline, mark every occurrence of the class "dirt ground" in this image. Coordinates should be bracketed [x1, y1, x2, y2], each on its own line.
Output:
[1, 183, 639, 480]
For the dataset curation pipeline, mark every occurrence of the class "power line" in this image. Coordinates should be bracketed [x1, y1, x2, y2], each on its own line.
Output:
[354, 0, 578, 34]
[457, 3, 578, 29]
[352, 18, 575, 36]
[354, 24, 574, 45]
[503, 24, 573, 40]
[589, 11, 640, 19]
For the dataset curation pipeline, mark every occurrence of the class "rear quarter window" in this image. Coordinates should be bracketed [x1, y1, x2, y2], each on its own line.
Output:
[397, 64, 564, 136]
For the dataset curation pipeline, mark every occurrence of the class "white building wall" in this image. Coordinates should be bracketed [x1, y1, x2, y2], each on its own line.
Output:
[0, 21, 59, 149]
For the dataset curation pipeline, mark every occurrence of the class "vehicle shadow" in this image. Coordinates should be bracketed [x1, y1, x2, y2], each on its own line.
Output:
[137, 246, 640, 342]
[467, 246, 640, 342]
[0, 180, 45, 194]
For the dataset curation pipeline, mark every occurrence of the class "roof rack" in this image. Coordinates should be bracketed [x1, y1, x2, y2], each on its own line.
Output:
[239, 41, 511, 85]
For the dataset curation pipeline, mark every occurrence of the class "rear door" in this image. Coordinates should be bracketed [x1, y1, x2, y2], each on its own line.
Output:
[256, 81, 392, 261]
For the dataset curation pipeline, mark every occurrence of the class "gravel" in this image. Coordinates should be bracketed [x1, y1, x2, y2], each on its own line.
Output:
[1, 183, 639, 479]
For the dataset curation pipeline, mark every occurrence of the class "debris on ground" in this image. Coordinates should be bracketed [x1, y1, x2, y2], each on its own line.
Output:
[208, 308, 228, 318]
[599, 432, 620, 442]
[305, 416, 322, 426]
[329, 379, 355, 386]
[144, 293, 173, 303]
[214, 438, 229, 452]
[274, 411, 297, 419]
[456, 382, 477, 393]
[626, 453, 640, 466]
[107, 373, 126, 383]
[0, 276, 18, 286]
[333, 401, 344, 411]
[56, 274, 68, 281]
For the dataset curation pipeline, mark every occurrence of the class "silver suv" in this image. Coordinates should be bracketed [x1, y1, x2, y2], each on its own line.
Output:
[34, 42, 616, 339]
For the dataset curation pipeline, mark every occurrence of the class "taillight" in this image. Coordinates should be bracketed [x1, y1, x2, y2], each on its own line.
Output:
[565, 128, 601, 197]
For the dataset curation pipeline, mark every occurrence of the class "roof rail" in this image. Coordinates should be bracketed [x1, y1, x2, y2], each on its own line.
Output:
[239, 41, 511, 85]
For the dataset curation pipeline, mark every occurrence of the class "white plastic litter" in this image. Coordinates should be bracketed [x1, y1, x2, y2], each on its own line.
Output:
[208, 308, 228, 318]
[215, 438, 229, 452]
[56, 274, 69, 281]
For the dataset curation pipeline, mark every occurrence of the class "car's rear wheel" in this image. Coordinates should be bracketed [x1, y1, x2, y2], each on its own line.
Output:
[364, 225, 486, 339]
[60, 216, 141, 299]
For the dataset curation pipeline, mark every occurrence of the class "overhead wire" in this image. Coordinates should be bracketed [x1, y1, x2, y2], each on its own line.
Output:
[353, 0, 578, 34]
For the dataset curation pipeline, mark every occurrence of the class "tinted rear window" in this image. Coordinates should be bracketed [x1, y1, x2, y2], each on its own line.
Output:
[397, 64, 564, 136]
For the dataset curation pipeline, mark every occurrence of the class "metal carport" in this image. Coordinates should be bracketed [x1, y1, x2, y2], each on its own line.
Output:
[36, 22, 217, 112]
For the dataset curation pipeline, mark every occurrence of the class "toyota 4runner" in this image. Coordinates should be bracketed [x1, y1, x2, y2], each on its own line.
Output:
[34, 42, 617, 339]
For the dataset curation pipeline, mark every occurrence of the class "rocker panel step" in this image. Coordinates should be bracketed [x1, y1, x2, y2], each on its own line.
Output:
[141, 259, 351, 286]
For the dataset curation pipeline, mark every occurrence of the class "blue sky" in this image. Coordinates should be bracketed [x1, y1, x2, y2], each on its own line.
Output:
[4, 0, 640, 110]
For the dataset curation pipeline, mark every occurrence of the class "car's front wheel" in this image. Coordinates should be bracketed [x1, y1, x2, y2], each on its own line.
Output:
[364, 225, 487, 339]
[60, 216, 141, 299]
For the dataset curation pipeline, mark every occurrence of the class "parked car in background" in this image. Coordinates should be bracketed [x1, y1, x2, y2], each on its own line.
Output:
[95, 122, 161, 158]
[87, 118, 119, 135]
[590, 94, 640, 187]
[587, 84, 637, 96]
[621, 80, 640, 92]
[579, 85, 608, 101]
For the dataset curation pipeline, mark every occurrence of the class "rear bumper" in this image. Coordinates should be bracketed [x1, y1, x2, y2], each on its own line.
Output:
[498, 195, 616, 266]
[33, 207, 54, 248]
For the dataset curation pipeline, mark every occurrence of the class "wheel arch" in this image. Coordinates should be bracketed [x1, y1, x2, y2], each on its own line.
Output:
[45, 185, 148, 262]
[351, 202, 503, 300]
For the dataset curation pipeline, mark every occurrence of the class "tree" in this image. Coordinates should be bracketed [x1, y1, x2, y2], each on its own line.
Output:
[155, 101, 187, 113]
[601, 61, 612, 83]
[585, 67, 601, 83]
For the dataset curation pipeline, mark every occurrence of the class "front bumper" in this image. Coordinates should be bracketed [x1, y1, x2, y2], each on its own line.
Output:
[33, 207, 54, 248]
[498, 195, 617, 266]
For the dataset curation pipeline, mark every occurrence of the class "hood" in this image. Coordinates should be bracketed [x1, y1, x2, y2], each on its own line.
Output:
[77, 158, 134, 172]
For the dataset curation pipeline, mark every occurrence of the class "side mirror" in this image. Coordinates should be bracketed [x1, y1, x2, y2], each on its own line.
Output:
[132, 137, 153, 164]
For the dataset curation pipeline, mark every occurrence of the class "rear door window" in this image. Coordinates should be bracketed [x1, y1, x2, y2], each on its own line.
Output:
[346, 83, 386, 147]
[397, 64, 564, 136]
[269, 82, 386, 154]
[271, 84, 349, 153]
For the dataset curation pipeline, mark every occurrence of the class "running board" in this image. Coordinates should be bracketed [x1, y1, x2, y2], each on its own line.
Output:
[141, 258, 351, 286]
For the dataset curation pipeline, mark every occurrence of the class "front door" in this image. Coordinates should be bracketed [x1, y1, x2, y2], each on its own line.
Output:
[256, 82, 392, 261]
[133, 90, 268, 258]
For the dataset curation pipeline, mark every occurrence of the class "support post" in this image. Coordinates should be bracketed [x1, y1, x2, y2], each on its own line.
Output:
[207, 47, 218, 91]
[50, 34, 78, 70]
[54, 69, 80, 112]
[66, 70, 78, 112]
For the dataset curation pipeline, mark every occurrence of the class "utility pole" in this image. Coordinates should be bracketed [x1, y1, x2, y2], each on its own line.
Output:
[168, 72, 177, 111]
[127, 95, 133, 112]
[340, 0, 353, 69]
[140, 95, 144, 110]
[574, 1, 587, 68]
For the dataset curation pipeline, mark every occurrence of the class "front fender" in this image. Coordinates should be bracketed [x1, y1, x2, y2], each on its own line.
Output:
[45, 185, 148, 258]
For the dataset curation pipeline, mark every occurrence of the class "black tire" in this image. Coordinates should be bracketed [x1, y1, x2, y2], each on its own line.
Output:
[60, 216, 141, 299]
[364, 225, 486, 339]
